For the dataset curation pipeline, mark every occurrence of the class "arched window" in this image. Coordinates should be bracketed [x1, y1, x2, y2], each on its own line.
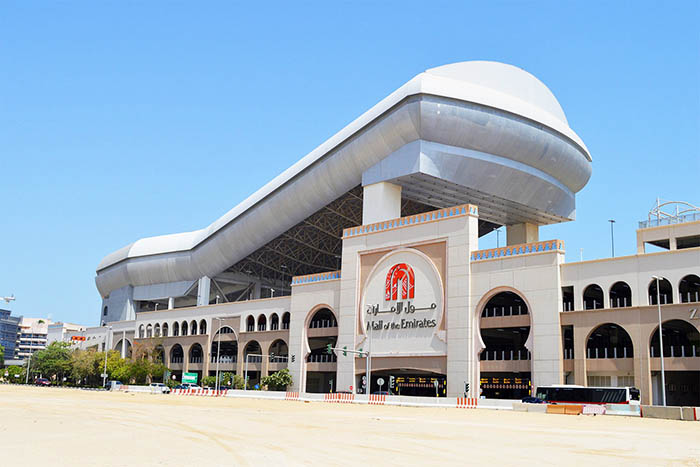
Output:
[583, 284, 604, 310]
[270, 313, 279, 331]
[199, 320, 207, 335]
[138, 324, 145, 339]
[586, 323, 633, 359]
[162, 323, 169, 337]
[269, 339, 288, 361]
[146, 324, 153, 338]
[481, 292, 529, 317]
[309, 308, 337, 328]
[246, 315, 255, 332]
[649, 278, 673, 305]
[609, 281, 632, 308]
[650, 319, 700, 358]
[282, 312, 290, 330]
[190, 320, 198, 335]
[257, 315, 267, 331]
[154, 323, 161, 337]
[170, 344, 184, 364]
[679, 274, 700, 303]
[189, 343, 204, 364]
[181, 321, 188, 336]
[172, 322, 179, 337]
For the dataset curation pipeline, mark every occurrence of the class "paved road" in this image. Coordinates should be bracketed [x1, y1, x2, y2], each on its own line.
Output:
[0, 385, 698, 466]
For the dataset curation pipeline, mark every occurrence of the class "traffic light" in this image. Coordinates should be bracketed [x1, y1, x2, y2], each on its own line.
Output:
[326, 344, 332, 354]
[358, 348, 363, 356]
[389, 375, 395, 389]
[343, 346, 347, 356]
[291, 355, 295, 363]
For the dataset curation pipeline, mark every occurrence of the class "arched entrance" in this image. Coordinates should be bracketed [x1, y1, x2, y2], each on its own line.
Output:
[114, 339, 132, 358]
[585, 323, 635, 388]
[479, 291, 531, 399]
[649, 320, 700, 406]
[305, 307, 338, 393]
[210, 326, 238, 376]
[243, 341, 262, 388]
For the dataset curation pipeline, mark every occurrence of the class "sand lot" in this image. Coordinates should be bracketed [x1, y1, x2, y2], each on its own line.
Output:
[0, 385, 698, 466]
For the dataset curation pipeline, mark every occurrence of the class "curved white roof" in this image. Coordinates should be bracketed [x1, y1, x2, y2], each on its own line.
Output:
[96, 61, 592, 296]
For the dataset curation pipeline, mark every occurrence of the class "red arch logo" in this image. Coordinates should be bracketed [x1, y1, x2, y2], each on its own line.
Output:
[385, 263, 415, 301]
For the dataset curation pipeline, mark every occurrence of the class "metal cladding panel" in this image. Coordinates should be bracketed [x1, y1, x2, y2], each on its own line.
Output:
[95, 61, 592, 297]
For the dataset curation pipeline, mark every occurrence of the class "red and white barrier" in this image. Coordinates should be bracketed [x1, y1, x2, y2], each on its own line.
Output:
[285, 391, 300, 401]
[457, 397, 477, 408]
[171, 388, 228, 397]
[324, 393, 355, 403]
[368, 394, 386, 405]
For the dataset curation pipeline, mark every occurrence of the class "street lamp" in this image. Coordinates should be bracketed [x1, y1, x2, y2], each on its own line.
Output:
[214, 318, 223, 392]
[608, 220, 616, 257]
[102, 326, 113, 388]
[652, 275, 666, 406]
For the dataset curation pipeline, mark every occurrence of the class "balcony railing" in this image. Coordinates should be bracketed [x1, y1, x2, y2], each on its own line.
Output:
[210, 355, 237, 363]
[245, 355, 262, 363]
[171, 357, 183, 364]
[639, 211, 700, 229]
[309, 319, 338, 329]
[479, 349, 531, 361]
[189, 357, 203, 364]
[307, 354, 337, 363]
[680, 291, 700, 303]
[482, 306, 527, 318]
[650, 345, 699, 358]
[563, 348, 574, 359]
[586, 347, 632, 359]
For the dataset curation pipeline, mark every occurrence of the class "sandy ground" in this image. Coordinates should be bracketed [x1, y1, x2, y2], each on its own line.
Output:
[0, 385, 698, 467]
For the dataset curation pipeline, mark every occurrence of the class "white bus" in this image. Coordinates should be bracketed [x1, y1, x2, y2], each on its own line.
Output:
[535, 385, 641, 405]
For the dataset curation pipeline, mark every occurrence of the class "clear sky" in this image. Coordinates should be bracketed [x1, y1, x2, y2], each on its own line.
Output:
[1, 1, 698, 326]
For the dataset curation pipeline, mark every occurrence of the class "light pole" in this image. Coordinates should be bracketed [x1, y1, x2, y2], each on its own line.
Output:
[25, 353, 31, 384]
[102, 326, 112, 388]
[608, 220, 616, 257]
[652, 275, 667, 406]
[214, 318, 222, 392]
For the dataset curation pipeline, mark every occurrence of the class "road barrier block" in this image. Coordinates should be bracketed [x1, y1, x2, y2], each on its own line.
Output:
[457, 397, 477, 408]
[368, 394, 386, 405]
[285, 391, 299, 401]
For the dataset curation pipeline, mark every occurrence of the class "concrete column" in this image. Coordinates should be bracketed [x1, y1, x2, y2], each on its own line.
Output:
[252, 282, 261, 300]
[236, 343, 244, 378]
[447, 215, 477, 397]
[670, 237, 677, 250]
[197, 277, 211, 307]
[167, 297, 175, 310]
[121, 331, 126, 358]
[204, 339, 211, 377]
[362, 182, 401, 225]
[184, 345, 190, 373]
[573, 325, 589, 386]
[506, 223, 539, 246]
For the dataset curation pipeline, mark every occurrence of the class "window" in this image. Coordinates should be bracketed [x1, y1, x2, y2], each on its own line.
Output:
[103, 306, 108, 316]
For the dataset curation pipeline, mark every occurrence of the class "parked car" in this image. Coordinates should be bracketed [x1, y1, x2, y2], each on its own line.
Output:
[35, 378, 51, 387]
[181, 383, 201, 390]
[149, 383, 171, 394]
[107, 380, 122, 390]
[521, 396, 546, 404]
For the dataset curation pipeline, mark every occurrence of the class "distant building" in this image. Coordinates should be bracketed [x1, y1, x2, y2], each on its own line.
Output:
[48, 322, 87, 345]
[0, 309, 21, 361]
[14, 317, 52, 359]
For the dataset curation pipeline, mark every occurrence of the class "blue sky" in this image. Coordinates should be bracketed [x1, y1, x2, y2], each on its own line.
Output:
[1, 1, 698, 325]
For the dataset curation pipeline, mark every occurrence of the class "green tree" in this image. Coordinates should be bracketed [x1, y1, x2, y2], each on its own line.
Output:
[4, 365, 25, 383]
[31, 342, 72, 382]
[0, 344, 4, 368]
[201, 375, 217, 387]
[261, 368, 292, 391]
[70, 349, 101, 386]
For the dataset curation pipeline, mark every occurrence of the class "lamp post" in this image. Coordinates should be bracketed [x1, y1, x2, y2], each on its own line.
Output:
[102, 326, 112, 388]
[608, 220, 616, 257]
[652, 275, 667, 406]
[25, 352, 31, 384]
[214, 318, 222, 392]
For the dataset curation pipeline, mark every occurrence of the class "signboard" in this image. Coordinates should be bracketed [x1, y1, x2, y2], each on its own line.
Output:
[361, 249, 445, 356]
[71, 336, 86, 341]
[182, 372, 198, 384]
